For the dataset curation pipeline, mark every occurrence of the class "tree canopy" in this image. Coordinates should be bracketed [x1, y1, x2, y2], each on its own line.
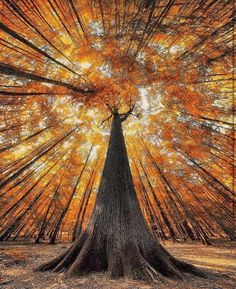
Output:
[0, 0, 234, 243]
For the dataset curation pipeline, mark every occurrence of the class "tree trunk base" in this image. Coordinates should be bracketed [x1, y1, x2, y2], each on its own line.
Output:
[36, 232, 207, 282]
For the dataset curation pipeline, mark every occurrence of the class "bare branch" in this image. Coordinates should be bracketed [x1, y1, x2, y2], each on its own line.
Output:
[100, 114, 112, 127]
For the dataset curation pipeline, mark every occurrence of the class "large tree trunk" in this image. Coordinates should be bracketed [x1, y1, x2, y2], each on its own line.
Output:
[36, 113, 206, 281]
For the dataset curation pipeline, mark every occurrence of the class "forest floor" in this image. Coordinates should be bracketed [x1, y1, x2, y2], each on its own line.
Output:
[0, 240, 235, 289]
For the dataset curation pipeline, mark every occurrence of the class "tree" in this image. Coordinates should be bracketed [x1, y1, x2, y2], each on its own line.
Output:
[36, 106, 206, 281]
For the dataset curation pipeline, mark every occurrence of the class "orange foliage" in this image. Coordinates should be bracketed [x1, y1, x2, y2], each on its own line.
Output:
[0, 0, 233, 240]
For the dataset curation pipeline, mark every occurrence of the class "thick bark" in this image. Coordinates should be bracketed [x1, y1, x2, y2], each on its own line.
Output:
[36, 111, 206, 281]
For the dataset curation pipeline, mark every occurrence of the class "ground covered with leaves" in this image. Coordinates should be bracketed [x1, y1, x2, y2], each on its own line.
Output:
[0, 240, 235, 289]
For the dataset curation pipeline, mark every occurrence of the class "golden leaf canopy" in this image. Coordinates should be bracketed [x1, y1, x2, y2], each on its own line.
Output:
[0, 0, 233, 242]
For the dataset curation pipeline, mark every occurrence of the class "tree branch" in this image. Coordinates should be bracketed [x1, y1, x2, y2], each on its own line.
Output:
[100, 114, 112, 126]
[121, 105, 135, 122]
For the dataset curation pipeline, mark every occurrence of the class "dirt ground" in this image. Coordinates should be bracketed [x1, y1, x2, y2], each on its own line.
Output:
[0, 240, 235, 289]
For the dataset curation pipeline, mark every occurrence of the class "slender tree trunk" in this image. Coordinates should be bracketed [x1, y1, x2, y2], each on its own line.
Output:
[49, 146, 92, 244]
[72, 157, 98, 241]
[36, 112, 206, 281]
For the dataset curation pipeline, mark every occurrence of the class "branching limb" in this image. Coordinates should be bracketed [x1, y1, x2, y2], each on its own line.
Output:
[100, 114, 112, 127]
[121, 104, 135, 122]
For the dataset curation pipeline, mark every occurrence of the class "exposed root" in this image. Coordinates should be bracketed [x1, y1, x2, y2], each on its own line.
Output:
[68, 237, 94, 275]
[35, 233, 87, 272]
[35, 249, 69, 272]
[35, 234, 209, 283]
[119, 243, 163, 282]
[172, 257, 208, 278]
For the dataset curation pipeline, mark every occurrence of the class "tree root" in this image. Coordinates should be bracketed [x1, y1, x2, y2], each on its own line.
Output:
[171, 257, 208, 278]
[35, 235, 208, 282]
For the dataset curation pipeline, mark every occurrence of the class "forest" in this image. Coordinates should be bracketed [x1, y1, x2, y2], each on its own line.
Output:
[0, 0, 234, 289]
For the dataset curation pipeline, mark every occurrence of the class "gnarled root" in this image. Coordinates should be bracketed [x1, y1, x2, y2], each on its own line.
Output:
[35, 234, 207, 282]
